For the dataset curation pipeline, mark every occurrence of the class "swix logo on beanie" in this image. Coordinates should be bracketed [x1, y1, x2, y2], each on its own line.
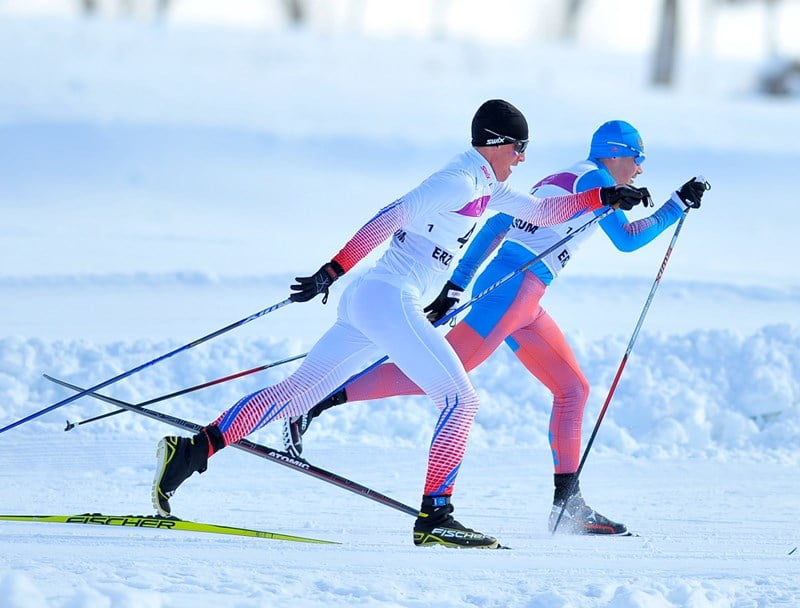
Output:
[471, 99, 528, 147]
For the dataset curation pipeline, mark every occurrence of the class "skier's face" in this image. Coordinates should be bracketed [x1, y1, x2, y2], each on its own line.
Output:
[485, 144, 525, 182]
[603, 156, 643, 185]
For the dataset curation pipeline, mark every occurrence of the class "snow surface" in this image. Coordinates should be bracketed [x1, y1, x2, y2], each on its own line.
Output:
[1, 6, 799, 608]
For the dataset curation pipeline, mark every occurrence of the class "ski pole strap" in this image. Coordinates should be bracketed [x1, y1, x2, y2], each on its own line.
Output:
[1, 297, 294, 435]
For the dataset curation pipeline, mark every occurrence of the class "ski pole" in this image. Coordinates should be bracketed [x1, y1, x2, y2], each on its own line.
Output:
[321, 207, 616, 400]
[551, 198, 700, 534]
[64, 352, 308, 431]
[1, 298, 294, 435]
[46, 374, 419, 517]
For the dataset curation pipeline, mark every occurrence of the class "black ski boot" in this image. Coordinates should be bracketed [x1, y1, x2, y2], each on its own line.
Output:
[413, 495, 499, 548]
[282, 388, 347, 458]
[152, 425, 225, 517]
[548, 473, 627, 535]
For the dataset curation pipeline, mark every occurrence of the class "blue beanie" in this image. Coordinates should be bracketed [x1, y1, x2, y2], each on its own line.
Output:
[589, 120, 644, 159]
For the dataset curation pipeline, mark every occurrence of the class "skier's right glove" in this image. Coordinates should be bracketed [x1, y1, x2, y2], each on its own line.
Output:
[423, 280, 464, 324]
[599, 185, 653, 210]
[672, 176, 710, 209]
[290, 260, 345, 304]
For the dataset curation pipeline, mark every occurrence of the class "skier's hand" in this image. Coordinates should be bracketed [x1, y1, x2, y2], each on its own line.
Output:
[599, 185, 653, 210]
[290, 261, 344, 304]
[673, 176, 710, 210]
[423, 280, 464, 324]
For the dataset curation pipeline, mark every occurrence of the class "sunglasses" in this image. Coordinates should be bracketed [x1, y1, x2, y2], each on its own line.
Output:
[484, 128, 529, 155]
[606, 141, 646, 165]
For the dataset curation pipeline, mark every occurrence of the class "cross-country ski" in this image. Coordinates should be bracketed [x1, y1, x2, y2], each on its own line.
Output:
[0, 513, 338, 544]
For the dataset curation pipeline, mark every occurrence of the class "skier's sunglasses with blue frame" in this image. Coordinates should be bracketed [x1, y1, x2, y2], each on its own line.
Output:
[484, 128, 529, 155]
[606, 141, 647, 165]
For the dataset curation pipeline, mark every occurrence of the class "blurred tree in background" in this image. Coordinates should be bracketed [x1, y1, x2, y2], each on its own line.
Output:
[561, 0, 586, 39]
[282, 0, 307, 25]
[79, 0, 170, 17]
[653, 0, 679, 86]
[69, 0, 798, 96]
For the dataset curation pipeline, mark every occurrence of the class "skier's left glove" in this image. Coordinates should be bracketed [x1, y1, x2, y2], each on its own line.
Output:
[290, 260, 345, 304]
[423, 280, 464, 324]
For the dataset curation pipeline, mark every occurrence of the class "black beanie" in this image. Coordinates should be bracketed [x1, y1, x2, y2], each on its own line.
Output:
[471, 99, 528, 146]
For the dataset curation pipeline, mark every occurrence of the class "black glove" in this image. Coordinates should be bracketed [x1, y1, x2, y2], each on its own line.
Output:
[423, 280, 464, 324]
[674, 176, 709, 209]
[599, 185, 653, 210]
[289, 260, 345, 304]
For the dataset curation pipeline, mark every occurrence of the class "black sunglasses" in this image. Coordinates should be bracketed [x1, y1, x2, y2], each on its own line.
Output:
[484, 128, 529, 155]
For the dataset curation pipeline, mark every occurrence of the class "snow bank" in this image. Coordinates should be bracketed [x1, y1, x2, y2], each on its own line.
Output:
[2, 324, 797, 460]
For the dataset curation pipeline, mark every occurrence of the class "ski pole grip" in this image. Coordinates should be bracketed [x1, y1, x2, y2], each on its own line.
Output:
[695, 175, 711, 190]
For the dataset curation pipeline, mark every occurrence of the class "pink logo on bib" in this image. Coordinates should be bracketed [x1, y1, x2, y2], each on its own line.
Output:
[455, 195, 490, 217]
